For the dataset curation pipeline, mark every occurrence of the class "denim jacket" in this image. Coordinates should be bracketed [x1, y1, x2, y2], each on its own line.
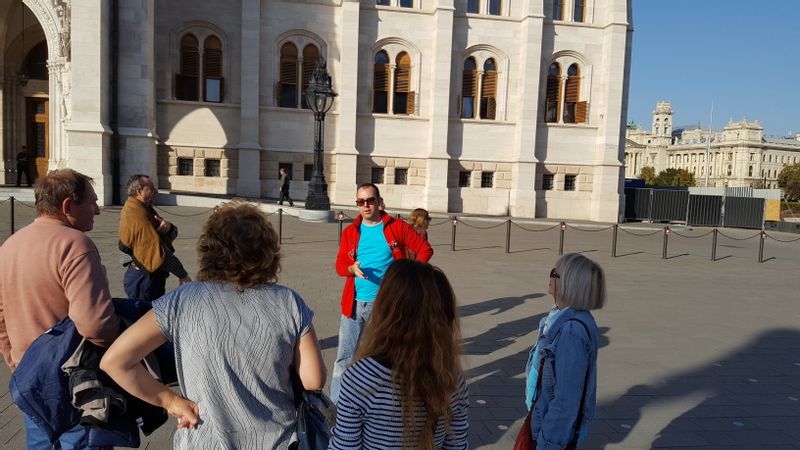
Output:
[525, 308, 598, 450]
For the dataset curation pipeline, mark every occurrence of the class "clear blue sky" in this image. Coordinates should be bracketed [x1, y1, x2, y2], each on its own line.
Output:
[628, 1, 800, 136]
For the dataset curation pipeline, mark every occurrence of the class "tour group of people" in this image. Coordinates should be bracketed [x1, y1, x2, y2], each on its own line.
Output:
[0, 169, 606, 450]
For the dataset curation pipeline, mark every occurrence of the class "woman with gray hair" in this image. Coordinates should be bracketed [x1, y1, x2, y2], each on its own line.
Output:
[517, 253, 605, 449]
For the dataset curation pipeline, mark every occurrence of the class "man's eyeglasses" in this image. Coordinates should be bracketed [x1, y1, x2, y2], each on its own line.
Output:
[549, 268, 560, 279]
[356, 197, 378, 207]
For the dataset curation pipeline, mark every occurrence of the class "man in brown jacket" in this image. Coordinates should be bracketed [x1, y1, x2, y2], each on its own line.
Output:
[0, 169, 120, 447]
[119, 174, 191, 301]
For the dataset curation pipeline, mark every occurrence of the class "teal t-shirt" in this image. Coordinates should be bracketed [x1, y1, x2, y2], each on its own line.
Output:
[354, 222, 393, 302]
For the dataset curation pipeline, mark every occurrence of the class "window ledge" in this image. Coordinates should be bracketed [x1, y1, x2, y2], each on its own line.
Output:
[453, 118, 516, 126]
[366, 4, 425, 14]
[359, 113, 429, 121]
[158, 99, 239, 108]
[541, 122, 598, 130]
[463, 13, 514, 22]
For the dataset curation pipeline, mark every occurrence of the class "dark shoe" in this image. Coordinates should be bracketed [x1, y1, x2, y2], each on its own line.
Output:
[289, 203, 294, 207]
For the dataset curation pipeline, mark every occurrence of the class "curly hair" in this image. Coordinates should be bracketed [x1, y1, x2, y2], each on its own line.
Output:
[355, 259, 462, 449]
[196, 200, 281, 288]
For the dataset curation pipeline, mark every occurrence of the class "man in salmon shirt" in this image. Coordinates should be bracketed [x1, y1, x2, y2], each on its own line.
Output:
[0, 169, 120, 448]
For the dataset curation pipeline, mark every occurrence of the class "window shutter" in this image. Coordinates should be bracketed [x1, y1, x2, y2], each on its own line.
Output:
[406, 91, 416, 114]
[576, 101, 587, 123]
[395, 66, 411, 93]
[204, 48, 222, 78]
[374, 64, 389, 91]
[463, 70, 477, 96]
[302, 45, 320, 90]
[481, 71, 497, 120]
[565, 76, 580, 102]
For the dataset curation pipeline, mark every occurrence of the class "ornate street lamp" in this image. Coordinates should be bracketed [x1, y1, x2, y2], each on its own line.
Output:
[304, 57, 337, 210]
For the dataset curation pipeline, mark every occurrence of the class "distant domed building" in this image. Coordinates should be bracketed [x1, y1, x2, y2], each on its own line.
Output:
[625, 102, 800, 188]
[2, 0, 633, 221]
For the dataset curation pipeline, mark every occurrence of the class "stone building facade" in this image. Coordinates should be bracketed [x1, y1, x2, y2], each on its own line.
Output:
[2, 0, 632, 221]
[625, 102, 800, 189]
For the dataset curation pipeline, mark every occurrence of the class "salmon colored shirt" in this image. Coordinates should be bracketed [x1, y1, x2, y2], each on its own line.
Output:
[0, 217, 120, 368]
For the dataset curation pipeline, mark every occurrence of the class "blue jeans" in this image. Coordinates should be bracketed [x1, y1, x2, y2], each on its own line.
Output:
[330, 301, 373, 403]
[24, 415, 110, 450]
[123, 266, 167, 301]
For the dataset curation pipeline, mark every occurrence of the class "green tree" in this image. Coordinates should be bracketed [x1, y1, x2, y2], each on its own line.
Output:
[777, 163, 800, 199]
[653, 168, 696, 187]
[639, 166, 656, 185]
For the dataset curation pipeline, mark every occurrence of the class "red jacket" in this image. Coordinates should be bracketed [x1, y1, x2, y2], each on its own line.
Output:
[335, 211, 433, 318]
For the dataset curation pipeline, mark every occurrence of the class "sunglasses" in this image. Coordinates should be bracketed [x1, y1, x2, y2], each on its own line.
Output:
[549, 268, 560, 279]
[356, 197, 378, 207]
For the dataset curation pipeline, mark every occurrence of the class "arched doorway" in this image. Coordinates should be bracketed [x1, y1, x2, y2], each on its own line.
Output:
[1, 0, 54, 185]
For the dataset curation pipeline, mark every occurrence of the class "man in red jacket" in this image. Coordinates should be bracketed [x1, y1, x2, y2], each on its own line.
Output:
[332, 183, 432, 402]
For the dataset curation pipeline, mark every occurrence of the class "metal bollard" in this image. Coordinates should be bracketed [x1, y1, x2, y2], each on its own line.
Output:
[10, 196, 15, 235]
[711, 228, 718, 261]
[337, 211, 344, 244]
[505, 220, 511, 253]
[611, 224, 618, 257]
[758, 230, 766, 263]
[558, 222, 566, 255]
[451, 216, 458, 251]
[662, 226, 670, 259]
[278, 208, 283, 244]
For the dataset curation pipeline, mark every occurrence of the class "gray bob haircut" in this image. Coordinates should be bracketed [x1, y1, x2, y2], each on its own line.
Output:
[554, 253, 606, 311]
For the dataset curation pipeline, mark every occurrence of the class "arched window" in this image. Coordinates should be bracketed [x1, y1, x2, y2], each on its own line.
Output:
[563, 64, 586, 123]
[393, 52, 414, 115]
[573, 0, 585, 22]
[301, 44, 320, 109]
[176, 33, 225, 102]
[278, 43, 298, 108]
[461, 57, 477, 119]
[488, 0, 501, 15]
[480, 59, 497, 120]
[748, 165, 753, 177]
[176, 34, 199, 101]
[203, 36, 223, 102]
[545, 63, 560, 123]
[553, 0, 564, 20]
[373, 51, 390, 113]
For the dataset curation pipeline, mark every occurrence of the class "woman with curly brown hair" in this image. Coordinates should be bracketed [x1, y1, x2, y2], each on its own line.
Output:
[101, 200, 325, 450]
[328, 259, 469, 449]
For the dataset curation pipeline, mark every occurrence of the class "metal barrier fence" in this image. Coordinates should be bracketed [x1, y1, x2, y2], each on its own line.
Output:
[3, 196, 799, 263]
[624, 188, 765, 229]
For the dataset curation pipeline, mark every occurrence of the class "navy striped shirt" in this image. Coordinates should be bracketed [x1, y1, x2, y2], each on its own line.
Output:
[328, 357, 469, 449]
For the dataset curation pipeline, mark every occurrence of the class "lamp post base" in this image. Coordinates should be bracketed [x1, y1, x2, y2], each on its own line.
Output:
[305, 177, 330, 210]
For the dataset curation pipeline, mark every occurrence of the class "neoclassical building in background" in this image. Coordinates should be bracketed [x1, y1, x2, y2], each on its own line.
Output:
[625, 102, 800, 189]
[1, 0, 632, 221]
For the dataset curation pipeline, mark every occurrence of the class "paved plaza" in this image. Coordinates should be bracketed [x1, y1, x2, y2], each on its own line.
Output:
[1, 194, 799, 449]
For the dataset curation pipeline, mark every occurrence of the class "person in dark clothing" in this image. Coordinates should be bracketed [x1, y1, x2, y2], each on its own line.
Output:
[15, 147, 31, 187]
[278, 167, 294, 206]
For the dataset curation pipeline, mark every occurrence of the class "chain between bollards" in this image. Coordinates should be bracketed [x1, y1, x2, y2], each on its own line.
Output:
[662, 226, 670, 259]
[505, 219, 511, 253]
[278, 209, 283, 244]
[337, 211, 344, 245]
[451, 216, 458, 251]
[758, 230, 766, 263]
[10, 196, 16, 235]
[711, 228, 718, 261]
[611, 224, 618, 257]
[558, 222, 565, 255]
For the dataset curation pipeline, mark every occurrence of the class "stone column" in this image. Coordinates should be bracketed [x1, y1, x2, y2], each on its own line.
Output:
[331, 0, 360, 205]
[508, 5, 545, 218]
[236, 0, 262, 198]
[46, 59, 65, 169]
[424, 0, 455, 213]
[117, 0, 158, 191]
[65, 0, 112, 203]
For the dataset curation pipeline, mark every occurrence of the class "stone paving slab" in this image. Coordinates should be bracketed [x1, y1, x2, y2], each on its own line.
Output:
[1, 199, 799, 449]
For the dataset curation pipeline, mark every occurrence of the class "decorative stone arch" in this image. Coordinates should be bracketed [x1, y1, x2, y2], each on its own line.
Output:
[462, 44, 509, 120]
[170, 21, 229, 101]
[273, 29, 328, 106]
[368, 37, 421, 114]
[23, 0, 68, 62]
[548, 50, 592, 106]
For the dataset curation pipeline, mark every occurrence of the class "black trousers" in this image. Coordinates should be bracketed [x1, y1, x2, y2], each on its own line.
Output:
[279, 188, 293, 205]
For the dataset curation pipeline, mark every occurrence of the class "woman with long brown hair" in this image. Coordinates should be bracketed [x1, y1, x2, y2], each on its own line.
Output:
[328, 259, 468, 449]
